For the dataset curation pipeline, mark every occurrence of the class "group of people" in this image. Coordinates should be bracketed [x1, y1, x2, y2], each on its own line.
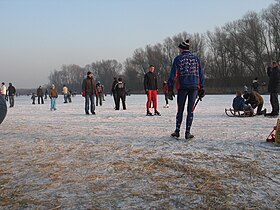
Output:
[3, 39, 279, 142]
[233, 61, 280, 117]
[0, 82, 16, 108]
[81, 39, 205, 140]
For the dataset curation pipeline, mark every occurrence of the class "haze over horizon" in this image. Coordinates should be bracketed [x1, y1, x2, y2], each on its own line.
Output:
[0, 0, 276, 89]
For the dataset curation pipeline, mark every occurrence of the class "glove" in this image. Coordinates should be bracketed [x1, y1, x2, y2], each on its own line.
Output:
[167, 90, 175, 100]
[82, 91, 85, 97]
[198, 88, 205, 99]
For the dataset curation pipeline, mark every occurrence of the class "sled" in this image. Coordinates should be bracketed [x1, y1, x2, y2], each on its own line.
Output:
[225, 108, 254, 117]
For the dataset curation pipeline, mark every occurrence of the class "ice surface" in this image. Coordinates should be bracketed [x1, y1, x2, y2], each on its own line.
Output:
[0, 94, 279, 209]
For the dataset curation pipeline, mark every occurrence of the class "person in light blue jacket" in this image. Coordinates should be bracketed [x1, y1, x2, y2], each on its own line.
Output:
[168, 39, 205, 140]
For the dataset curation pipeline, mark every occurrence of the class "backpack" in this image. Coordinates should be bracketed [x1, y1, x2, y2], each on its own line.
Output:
[97, 85, 102, 93]
[117, 82, 124, 89]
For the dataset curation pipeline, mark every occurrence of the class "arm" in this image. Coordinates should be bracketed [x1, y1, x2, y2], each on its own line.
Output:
[168, 57, 178, 90]
[144, 73, 148, 91]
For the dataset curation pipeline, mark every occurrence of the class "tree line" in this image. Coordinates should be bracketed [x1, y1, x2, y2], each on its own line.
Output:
[49, 1, 280, 94]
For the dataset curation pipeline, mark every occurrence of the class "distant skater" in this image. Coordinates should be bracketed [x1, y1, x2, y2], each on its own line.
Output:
[96, 81, 103, 106]
[31, 93, 36, 104]
[7, 83, 16, 108]
[144, 64, 160, 116]
[163, 81, 169, 108]
[111, 77, 118, 109]
[114, 77, 126, 110]
[49, 84, 58, 111]
[37, 86, 44, 104]
[82, 71, 96, 115]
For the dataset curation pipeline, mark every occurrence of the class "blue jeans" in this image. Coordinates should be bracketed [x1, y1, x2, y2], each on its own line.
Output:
[85, 94, 95, 113]
[175, 89, 198, 134]
[50, 97, 57, 110]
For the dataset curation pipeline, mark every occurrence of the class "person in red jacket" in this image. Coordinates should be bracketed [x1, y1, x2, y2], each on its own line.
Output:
[144, 65, 161, 116]
[163, 81, 169, 108]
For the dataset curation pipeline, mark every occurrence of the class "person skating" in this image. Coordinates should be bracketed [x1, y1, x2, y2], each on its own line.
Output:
[251, 77, 259, 92]
[37, 86, 44, 104]
[82, 71, 96, 115]
[163, 81, 169, 108]
[168, 39, 205, 139]
[31, 93, 36, 104]
[114, 77, 126, 110]
[49, 84, 58, 111]
[265, 61, 280, 117]
[144, 64, 160, 116]
[1, 82, 7, 100]
[96, 81, 103, 106]
[111, 77, 118, 109]
[7, 83, 16, 108]
[62, 85, 68, 103]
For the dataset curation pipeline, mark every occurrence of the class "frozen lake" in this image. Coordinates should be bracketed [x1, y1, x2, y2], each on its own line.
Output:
[0, 94, 279, 209]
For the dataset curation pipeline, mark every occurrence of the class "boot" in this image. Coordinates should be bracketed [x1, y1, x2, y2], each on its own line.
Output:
[185, 132, 194, 139]
[154, 110, 161, 116]
[146, 110, 153, 116]
[171, 130, 180, 138]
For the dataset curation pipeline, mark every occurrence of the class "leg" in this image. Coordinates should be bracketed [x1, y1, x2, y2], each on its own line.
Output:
[89, 95, 95, 114]
[146, 90, 152, 112]
[185, 89, 198, 134]
[50, 97, 53, 110]
[11, 96, 15, 107]
[165, 94, 168, 105]
[99, 94, 102, 106]
[121, 95, 126, 110]
[270, 93, 279, 114]
[175, 89, 188, 133]
[113, 93, 117, 108]
[256, 103, 263, 115]
[152, 90, 158, 111]
[85, 95, 89, 114]
[53, 98, 56, 110]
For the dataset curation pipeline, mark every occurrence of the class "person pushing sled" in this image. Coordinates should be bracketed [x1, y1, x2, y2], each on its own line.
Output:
[225, 90, 254, 117]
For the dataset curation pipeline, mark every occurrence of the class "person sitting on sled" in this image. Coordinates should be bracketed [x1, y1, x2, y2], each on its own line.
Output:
[232, 90, 254, 116]
[243, 91, 266, 115]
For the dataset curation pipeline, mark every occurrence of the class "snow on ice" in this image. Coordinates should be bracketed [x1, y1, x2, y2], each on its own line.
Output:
[0, 94, 279, 209]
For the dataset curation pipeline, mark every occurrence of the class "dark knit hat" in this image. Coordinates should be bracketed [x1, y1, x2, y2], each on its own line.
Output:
[87, 71, 92, 75]
[178, 39, 190, 50]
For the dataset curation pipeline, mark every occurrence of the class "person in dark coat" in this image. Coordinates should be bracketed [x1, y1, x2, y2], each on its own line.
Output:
[82, 71, 96, 115]
[251, 77, 259, 92]
[114, 77, 126, 110]
[144, 64, 160, 116]
[265, 61, 280, 116]
[37, 86, 44, 104]
[7, 83, 16, 108]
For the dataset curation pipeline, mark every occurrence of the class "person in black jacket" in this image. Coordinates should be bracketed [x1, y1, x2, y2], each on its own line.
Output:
[144, 65, 160, 116]
[265, 61, 280, 117]
[37, 86, 44, 104]
[7, 83, 16, 108]
[115, 77, 126, 110]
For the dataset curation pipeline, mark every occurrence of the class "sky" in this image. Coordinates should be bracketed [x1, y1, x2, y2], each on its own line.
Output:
[0, 0, 276, 89]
